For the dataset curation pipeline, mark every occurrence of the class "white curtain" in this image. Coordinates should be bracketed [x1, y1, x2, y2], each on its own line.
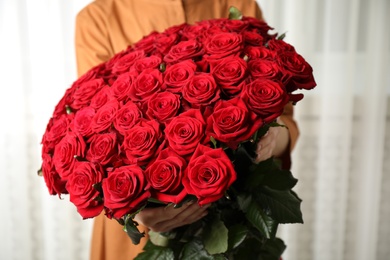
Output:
[0, 0, 389, 260]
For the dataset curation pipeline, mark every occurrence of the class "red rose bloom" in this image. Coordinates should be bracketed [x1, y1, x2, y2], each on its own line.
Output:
[91, 100, 119, 133]
[277, 51, 317, 91]
[210, 56, 247, 96]
[114, 101, 142, 135]
[155, 33, 179, 55]
[164, 40, 204, 64]
[146, 92, 181, 123]
[183, 144, 236, 206]
[41, 153, 67, 195]
[44, 114, 72, 146]
[241, 78, 289, 123]
[204, 32, 243, 59]
[130, 68, 164, 102]
[206, 97, 263, 149]
[102, 165, 151, 219]
[244, 46, 275, 60]
[111, 50, 145, 75]
[164, 60, 197, 93]
[52, 132, 86, 180]
[182, 72, 221, 108]
[145, 149, 187, 204]
[66, 161, 104, 219]
[72, 78, 105, 110]
[164, 109, 206, 157]
[90, 86, 115, 109]
[111, 72, 138, 102]
[72, 107, 95, 137]
[122, 120, 163, 166]
[249, 58, 282, 81]
[86, 133, 119, 165]
[133, 55, 162, 73]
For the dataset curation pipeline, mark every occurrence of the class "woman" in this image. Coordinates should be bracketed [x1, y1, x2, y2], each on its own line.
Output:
[75, 0, 299, 259]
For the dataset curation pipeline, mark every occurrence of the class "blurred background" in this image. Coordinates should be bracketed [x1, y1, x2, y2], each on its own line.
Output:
[0, 0, 389, 259]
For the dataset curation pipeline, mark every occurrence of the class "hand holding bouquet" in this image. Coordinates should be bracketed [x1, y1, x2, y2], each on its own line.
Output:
[39, 7, 316, 259]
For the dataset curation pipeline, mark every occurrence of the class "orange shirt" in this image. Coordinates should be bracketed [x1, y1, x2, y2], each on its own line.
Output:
[75, 1, 298, 259]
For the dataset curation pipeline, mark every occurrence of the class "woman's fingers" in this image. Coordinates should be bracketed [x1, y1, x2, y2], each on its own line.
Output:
[151, 203, 211, 232]
[134, 202, 210, 232]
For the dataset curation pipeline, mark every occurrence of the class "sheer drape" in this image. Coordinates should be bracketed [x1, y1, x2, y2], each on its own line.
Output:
[257, 1, 390, 260]
[0, 0, 389, 260]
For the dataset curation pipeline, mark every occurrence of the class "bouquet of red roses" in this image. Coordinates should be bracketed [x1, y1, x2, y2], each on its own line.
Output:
[38, 7, 316, 259]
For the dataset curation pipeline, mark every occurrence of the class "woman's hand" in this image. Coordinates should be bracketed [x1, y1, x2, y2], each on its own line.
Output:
[134, 201, 210, 233]
[254, 117, 290, 163]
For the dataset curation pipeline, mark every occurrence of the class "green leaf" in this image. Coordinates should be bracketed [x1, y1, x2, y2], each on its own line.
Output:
[180, 239, 215, 260]
[237, 194, 277, 239]
[147, 197, 166, 205]
[228, 6, 243, 20]
[203, 216, 228, 254]
[123, 218, 145, 245]
[276, 32, 287, 41]
[259, 238, 287, 260]
[134, 240, 175, 260]
[245, 200, 277, 239]
[228, 224, 248, 249]
[257, 187, 303, 224]
[262, 169, 298, 190]
[65, 105, 72, 114]
[210, 136, 218, 149]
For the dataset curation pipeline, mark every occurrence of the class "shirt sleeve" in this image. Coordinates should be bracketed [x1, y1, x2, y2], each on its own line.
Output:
[75, 4, 113, 77]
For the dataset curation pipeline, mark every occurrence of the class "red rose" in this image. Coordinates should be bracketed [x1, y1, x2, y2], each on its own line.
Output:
[243, 17, 273, 34]
[102, 165, 151, 219]
[242, 30, 264, 46]
[210, 56, 247, 96]
[244, 46, 275, 60]
[206, 97, 263, 149]
[241, 79, 289, 123]
[52, 132, 86, 180]
[182, 72, 221, 108]
[165, 109, 206, 157]
[267, 39, 295, 52]
[52, 87, 75, 118]
[130, 68, 164, 102]
[41, 153, 67, 195]
[90, 86, 115, 109]
[133, 55, 162, 73]
[113, 101, 142, 135]
[122, 120, 163, 166]
[222, 19, 249, 32]
[134, 32, 159, 54]
[72, 107, 95, 137]
[155, 33, 179, 55]
[277, 51, 317, 91]
[145, 149, 187, 204]
[181, 22, 211, 41]
[91, 100, 119, 133]
[72, 78, 105, 110]
[111, 72, 138, 102]
[164, 60, 197, 93]
[111, 50, 145, 75]
[44, 114, 72, 147]
[164, 40, 204, 64]
[146, 92, 181, 123]
[86, 133, 119, 165]
[183, 144, 236, 206]
[66, 161, 104, 219]
[249, 58, 282, 81]
[204, 32, 243, 60]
